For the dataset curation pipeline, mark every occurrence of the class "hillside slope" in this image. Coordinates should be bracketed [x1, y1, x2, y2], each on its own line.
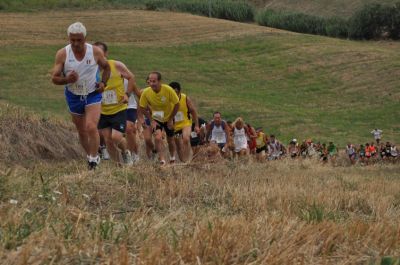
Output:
[0, 102, 82, 164]
[0, 10, 399, 145]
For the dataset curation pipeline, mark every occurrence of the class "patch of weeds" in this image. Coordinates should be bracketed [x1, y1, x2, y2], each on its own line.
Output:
[99, 219, 115, 240]
[297, 201, 347, 223]
[1, 211, 43, 249]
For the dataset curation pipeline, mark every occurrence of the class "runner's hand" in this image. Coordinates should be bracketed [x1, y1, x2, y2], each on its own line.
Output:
[194, 126, 200, 134]
[95, 81, 106, 93]
[66, 71, 79, 83]
[119, 94, 129, 104]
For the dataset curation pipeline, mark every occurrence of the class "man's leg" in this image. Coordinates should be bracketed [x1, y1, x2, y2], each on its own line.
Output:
[126, 120, 138, 156]
[85, 103, 101, 157]
[100, 128, 120, 163]
[175, 136, 184, 162]
[71, 114, 90, 155]
[166, 136, 176, 162]
[143, 126, 155, 159]
[180, 126, 192, 162]
[154, 129, 165, 163]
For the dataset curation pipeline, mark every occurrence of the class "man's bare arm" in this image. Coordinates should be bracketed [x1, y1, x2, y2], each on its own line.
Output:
[187, 97, 199, 130]
[93, 46, 110, 86]
[51, 49, 73, 85]
[115, 61, 141, 97]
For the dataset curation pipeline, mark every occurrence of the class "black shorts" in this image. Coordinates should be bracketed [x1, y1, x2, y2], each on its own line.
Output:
[155, 120, 174, 137]
[126, 108, 137, 123]
[175, 129, 183, 137]
[98, 109, 127, 133]
[256, 146, 266, 153]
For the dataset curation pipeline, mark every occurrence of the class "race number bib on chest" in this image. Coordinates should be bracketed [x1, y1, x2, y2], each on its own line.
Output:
[174, 111, 184, 122]
[216, 133, 225, 143]
[102, 90, 118, 105]
[70, 80, 88, 95]
[152, 111, 164, 121]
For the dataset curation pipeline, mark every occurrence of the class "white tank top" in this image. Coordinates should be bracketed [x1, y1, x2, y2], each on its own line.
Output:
[124, 79, 137, 109]
[233, 127, 247, 147]
[63, 43, 98, 95]
[211, 124, 226, 144]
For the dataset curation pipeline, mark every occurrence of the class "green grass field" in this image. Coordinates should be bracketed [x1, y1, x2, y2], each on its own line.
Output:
[0, 10, 399, 145]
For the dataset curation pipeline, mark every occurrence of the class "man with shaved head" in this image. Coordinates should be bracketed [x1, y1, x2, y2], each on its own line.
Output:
[51, 22, 110, 170]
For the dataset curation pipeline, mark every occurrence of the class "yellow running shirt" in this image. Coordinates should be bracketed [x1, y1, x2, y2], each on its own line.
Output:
[101, 60, 127, 115]
[174, 93, 192, 132]
[256, 132, 266, 148]
[139, 84, 179, 123]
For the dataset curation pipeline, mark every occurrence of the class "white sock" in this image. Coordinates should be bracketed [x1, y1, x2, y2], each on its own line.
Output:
[89, 155, 99, 163]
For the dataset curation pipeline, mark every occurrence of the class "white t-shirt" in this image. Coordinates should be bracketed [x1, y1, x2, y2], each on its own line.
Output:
[64, 43, 98, 95]
[124, 79, 137, 109]
[233, 127, 248, 152]
[371, 129, 382, 140]
[211, 124, 226, 144]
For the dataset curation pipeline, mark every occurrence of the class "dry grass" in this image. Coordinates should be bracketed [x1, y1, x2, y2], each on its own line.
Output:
[0, 102, 82, 163]
[1, 156, 400, 264]
[0, 10, 285, 47]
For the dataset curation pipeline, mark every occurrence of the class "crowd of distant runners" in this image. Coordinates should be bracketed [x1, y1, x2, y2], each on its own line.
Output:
[51, 22, 398, 170]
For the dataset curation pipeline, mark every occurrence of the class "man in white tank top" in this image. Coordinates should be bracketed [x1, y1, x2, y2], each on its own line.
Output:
[51, 22, 110, 170]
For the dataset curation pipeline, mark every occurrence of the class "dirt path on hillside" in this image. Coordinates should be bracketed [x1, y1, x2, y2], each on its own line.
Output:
[0, 10, 288, 47]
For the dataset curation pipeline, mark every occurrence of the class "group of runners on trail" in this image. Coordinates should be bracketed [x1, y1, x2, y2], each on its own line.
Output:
[51, 22, 398, 169]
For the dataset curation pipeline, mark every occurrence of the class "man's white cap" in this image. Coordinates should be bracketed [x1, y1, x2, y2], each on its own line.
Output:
[67, 22, 87, 37]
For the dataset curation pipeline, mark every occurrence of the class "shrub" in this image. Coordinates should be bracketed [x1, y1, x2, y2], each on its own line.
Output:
[348, 2, 400, 40]
[143, 0, 254, 22]
[256, 9, 339, 37]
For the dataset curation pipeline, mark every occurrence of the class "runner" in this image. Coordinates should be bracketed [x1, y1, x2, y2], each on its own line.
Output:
[51, 22, 110, 170]
[137, 78, 156, 160]
[93, 42, 139, 166]
[346, 143, 356, 165]
[206, 112, 231, 158]
[232, 117, 249, 158]
[371, 128, 383, 145]
[246, 123, 257, 155]
[138, 72, 180, 165]
[267, 134, 282, 160]
[255, 127, 268, 160]
[125, 78, 142, 163]
[288, 139, 300, 158]
[169, 82, 200, 163]
[190, 117, 207, 157]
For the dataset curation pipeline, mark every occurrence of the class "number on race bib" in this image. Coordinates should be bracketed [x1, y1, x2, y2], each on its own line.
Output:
[102, 90, 118, 105]
[70, 80, 88, 95]
[152, 111, 164, 121]
[175, 111, 184, 122]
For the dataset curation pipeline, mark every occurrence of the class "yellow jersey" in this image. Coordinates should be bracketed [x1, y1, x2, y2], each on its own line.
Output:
[139, 84, 179, 122]
[101, 60, 127, 115]
[256, 132, 266, 148]
[174, 93, 192, 132]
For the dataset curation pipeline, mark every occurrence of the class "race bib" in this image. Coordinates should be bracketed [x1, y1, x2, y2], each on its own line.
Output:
[216, 133, 226, 144]
[191, 131, 198, 138]
[256, 138, 263, 146]
[102, 90, 118, 105]
[175, 111, 184, 122]
[152, 111, 164, 121]
[69, 80, 88, 95]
